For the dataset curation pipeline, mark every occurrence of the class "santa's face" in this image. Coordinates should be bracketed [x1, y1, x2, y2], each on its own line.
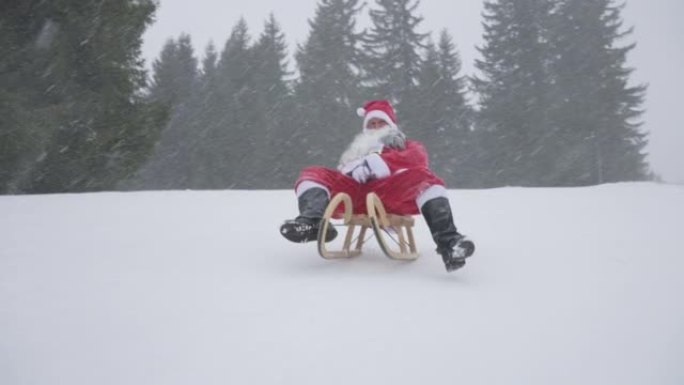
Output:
[365, 118, 389, 130]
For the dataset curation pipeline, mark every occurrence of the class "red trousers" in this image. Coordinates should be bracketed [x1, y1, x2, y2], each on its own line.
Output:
[296, 166, 445, 215]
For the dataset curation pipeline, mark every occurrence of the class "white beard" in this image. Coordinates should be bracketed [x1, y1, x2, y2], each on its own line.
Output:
[337, 126, 398, 172]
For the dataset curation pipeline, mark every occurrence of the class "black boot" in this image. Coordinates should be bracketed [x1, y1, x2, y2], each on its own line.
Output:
[280, 188, 338, 243]
[421, 197, 475, 272]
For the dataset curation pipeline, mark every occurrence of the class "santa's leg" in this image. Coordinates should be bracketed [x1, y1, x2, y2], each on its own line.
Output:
[418, 187, 475, 272]
[372, 169, 475, 272]
[280, 166, 359, 243]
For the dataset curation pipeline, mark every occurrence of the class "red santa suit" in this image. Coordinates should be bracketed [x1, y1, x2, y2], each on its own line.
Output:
[295, 136, 445, 216]
[283, 100, 473, 270]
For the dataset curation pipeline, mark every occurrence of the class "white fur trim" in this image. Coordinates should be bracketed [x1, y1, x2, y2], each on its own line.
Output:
[416, 185, 448, 210]
[362, 110, 397, 130]
[338, 158, 365, 174]
[365, 153, 391, 179]
[295, 181, 330, 198]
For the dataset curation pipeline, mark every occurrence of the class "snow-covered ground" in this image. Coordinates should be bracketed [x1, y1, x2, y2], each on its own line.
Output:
[1, 183, 683, 385]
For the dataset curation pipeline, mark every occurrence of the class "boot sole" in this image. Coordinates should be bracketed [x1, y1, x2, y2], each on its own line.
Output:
[280, 222, 337, 243]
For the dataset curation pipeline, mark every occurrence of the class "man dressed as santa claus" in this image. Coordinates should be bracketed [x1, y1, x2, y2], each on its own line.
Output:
[280, 100, 475, 272]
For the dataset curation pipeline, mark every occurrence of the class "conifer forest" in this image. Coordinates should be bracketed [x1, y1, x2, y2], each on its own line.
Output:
[1, 0, 653, 194]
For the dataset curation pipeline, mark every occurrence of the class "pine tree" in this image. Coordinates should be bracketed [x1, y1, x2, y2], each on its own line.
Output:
[252, 15, 290, 104]
[0, 0, 166, 193]
[201, 42, 219, 83]
[549, 0, 649, 185]
[292, 0, 366, 170]
[197, 18, 257, 189]
[364, 0, 429, 123]
[189, 41, 221, 188]
[413, 30, 474, 186]
[0, 1, 47, 193]
[148, 35, 198, 107]
[472, 0, 556, 186]
[127, 34, 200, 189]
[250, 14, 295, 188]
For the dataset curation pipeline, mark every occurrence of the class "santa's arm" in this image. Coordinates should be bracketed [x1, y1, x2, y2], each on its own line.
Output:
[363, 140, 428, 178]
[379, 140, 429, 172]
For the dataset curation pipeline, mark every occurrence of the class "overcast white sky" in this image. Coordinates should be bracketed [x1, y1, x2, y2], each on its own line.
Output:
[142, 0, 684, 183]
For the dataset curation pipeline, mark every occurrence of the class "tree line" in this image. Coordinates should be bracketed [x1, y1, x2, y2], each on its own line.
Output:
[0, 0, 652, 194]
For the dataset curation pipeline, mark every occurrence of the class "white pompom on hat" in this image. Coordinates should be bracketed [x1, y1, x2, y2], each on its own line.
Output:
[356, 100, 398, 130]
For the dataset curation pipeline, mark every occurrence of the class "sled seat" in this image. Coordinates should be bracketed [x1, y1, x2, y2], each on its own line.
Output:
[317, 192, 419, 260]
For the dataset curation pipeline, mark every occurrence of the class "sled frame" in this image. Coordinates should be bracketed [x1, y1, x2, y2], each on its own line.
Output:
[317, 192, 419, 261]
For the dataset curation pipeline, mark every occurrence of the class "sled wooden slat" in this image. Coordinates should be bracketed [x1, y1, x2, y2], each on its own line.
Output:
[355, 225, 368, 251]
[318, 193, 362, 259]
[317, 192, 419, 261]
[366, 192, 419, 261]
[347, 214, 414, 227]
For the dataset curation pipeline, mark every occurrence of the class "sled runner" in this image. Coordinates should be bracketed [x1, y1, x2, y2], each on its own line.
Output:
[317, 192, 419, 261]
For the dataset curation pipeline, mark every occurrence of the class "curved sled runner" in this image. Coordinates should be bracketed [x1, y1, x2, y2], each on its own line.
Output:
[317, 192, 419, 261]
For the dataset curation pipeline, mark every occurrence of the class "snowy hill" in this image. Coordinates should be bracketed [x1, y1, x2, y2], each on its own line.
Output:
[1, 183, 683, 385]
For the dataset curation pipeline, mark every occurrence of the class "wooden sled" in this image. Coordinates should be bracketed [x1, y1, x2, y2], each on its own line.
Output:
[317, 192, 419, 261]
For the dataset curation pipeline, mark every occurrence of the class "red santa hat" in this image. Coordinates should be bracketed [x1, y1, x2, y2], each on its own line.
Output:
[356, 100, 398, 130]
